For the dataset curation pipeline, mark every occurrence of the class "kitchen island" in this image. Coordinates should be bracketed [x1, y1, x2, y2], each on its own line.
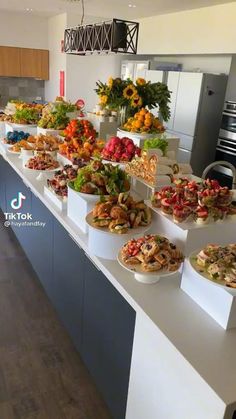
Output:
[0, 149, 236, 419]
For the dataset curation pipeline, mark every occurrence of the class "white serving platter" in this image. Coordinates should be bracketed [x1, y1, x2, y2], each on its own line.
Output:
[117, 251, 180, 284]
[145, 200, 236, 231]
[44, 185, 67, 211]
[188, 249, 236, 294]
[86, 212, 151, 261]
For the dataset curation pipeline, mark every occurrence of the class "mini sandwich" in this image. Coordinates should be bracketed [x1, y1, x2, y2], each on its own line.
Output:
[92, 217, 112, 227]
[109, 219, 130, 234]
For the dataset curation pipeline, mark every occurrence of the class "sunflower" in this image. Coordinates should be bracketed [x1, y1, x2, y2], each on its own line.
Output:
[99, 95, 108, 106]
[108, 77, 113, 89]
[136, 78, 146, 86]
[123, 84, 137, 99]
[131, 95, 143, 108]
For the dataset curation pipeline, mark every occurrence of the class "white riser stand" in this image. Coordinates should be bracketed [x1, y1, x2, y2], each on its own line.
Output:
[5, 122, 37, 136]
[67, 186, 100, 234]
[181, 259, 236, 329]
[149, 206, 236, 256]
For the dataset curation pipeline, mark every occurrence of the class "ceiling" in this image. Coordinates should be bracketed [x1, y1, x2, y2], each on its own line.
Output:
[0, 0, 234, 19]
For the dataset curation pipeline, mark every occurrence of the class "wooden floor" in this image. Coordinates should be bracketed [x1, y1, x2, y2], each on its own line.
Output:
[0, 214, 111, 419]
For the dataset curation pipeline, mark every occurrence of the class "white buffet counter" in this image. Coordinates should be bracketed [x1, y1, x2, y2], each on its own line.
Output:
[1, 147, 236, 419]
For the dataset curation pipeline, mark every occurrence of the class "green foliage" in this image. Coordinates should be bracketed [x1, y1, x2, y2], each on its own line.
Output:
[13, 107, 39, 124]
[143, 138, 169, 155]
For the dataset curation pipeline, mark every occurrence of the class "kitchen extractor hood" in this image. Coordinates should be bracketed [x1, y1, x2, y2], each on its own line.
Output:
[64, 19, 139, 55]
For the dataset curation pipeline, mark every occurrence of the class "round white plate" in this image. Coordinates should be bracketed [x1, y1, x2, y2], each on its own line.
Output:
[68, 184, 109, 203]
[24, 165, 60, 172]
[86, 212, 151, 237]
[117, 251, 179, 284]
[7, 148, 21, 154]
[189, 249, 236, 294]
[102, 159, 128, 167]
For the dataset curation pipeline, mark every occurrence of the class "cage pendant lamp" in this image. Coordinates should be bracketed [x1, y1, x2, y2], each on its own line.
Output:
[64, 19, 139, 55]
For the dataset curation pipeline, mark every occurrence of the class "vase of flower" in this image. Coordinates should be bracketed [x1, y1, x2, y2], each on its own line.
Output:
[118, 106, 127, 126]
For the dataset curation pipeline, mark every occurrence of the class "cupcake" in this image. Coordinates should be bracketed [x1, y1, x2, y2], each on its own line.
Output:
[198, 188, 218, 208]
[184, 181, 199, 204]
[228, 203, 236, 220]
[151, 191, 162, 208]
[174, 177, 189, 189]
[161, 198, 174, 215]
[195, 206, 209, 225]
[203, 178, 220, 190]
[173, 204, 192, 223]
[217, 187, 232, 207]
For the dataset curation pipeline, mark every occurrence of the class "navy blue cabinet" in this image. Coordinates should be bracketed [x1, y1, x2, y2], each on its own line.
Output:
[0, 156, 6, 213]
[52, 220, 85, 351]
[4, 163, 33, 255]
[28, 194, 54, 297]
[81, 259, 136, 419]
[1, 159, 136, 419]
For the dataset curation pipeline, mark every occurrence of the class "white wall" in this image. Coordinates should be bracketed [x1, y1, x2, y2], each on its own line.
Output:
[138, 2, 236, 55]
[45, 14, 67, 102]
[0, 11, 48, 49]
[151, 55, 232, 75]
[66, 54, 122, 110]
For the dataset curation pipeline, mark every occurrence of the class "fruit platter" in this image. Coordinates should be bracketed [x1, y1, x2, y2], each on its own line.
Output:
[25, 152, 60, 171]
[118, 234, 184, 284]
[101, 136, 141, 163]
[3, 130, 30, 145]
[69, 160, 130, 196]
[122, 109, 165, 135]
[89, 192, 152, 234]
[59, 119, 104, 161]
[150, 178, 236, 225]
[190, 243, 236, 290]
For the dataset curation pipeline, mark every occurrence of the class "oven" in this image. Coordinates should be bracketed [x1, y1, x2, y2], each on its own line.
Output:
[214, 101, 236, 187]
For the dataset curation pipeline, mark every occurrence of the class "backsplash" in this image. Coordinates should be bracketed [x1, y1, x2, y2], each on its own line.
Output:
[0, 77, 45, 106]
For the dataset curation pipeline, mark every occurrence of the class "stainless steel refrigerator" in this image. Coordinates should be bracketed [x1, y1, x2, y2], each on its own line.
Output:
[145, 70, 228, 177]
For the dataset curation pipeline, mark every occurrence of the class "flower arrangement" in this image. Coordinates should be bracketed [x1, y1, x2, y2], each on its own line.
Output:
[95, 77, 171, 121]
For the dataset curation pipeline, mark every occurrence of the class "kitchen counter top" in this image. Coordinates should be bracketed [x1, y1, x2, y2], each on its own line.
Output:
[1, 146, 236, 411]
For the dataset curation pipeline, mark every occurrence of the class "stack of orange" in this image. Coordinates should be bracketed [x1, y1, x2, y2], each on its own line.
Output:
[123, 108, 165, 134]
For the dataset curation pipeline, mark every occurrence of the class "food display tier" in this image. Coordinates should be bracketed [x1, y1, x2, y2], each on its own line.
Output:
[1, 150, 236, 414]
[5, 122, 37, 136]
[146, 200, 236, 231]
[146, 199, 236, 256]
[181, 257, 236, 330]
[117, 129, 180, 155]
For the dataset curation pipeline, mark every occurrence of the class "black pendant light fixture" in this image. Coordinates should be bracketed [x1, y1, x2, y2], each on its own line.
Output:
[63, 0, 139, 55]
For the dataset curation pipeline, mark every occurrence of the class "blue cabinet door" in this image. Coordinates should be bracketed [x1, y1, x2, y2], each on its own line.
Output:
[81, 258, 136, 419]
[4, 163, 33, 255]
[29, 194, 53, 297]
[52, 220, 85, 351]
[0, 156, 7, 213]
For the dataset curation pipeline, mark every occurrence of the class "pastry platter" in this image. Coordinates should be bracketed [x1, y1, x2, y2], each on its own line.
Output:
[117, 251, 180, 284]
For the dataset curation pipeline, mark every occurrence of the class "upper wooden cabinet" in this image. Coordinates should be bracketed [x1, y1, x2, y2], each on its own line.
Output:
[0, 46, 21, 77]
[20, 48, 49, 80]
[0, 46, 49, 80]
